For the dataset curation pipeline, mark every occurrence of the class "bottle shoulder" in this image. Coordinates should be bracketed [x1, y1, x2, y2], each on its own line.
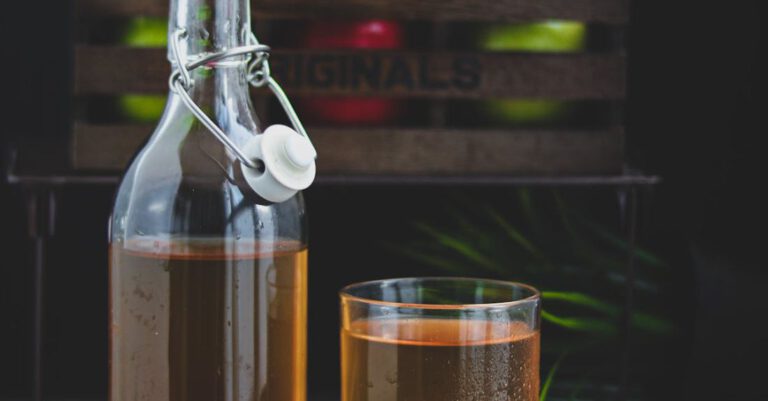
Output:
[110, 75, 307, 245]
[111, 155, 307, 244]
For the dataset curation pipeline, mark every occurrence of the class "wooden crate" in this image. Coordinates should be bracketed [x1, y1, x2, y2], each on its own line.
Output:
[71, 0, 628, 177]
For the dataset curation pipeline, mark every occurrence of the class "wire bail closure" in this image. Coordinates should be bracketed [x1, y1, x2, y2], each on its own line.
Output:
[169, 28, 316, 170]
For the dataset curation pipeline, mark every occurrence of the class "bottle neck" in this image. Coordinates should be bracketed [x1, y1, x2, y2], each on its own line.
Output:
[169, 0, 251, 60]
[165, 0, 259, 142]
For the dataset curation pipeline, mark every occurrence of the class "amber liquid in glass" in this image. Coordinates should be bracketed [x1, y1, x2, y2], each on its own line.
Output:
[342, 319, 539, 401]
[110, 239, 307, 401]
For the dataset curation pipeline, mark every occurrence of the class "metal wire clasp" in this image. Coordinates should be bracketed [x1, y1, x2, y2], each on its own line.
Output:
[169, 28, 315, 170]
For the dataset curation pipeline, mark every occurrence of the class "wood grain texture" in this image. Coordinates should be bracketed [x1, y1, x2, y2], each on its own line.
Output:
[74, 46, 626, 99]
[76, 0, 168, 18]
[76, 0, 629, 24]
[71, 124, 153, 171]
[71, 124, 623, 174]
[74, 47, 171, 95]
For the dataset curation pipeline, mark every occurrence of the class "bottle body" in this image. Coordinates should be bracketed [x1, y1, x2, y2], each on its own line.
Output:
[109, 92, 308, 401]
[109, 40, 308, 401]
[109, 239, 307, 401]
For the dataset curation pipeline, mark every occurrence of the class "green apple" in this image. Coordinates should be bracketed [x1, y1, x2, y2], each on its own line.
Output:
[122, 17, 168, 48]
[478, 20, 586, 53]
[484, 99, 566, 124]
[479, 20, 585, 124]
[118, 94, 167, 123]
[118, 18, 168, 122]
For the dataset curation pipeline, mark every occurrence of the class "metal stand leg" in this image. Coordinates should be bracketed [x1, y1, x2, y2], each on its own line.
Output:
[617, 186, 639, 401]
[26, 188, 56, 401]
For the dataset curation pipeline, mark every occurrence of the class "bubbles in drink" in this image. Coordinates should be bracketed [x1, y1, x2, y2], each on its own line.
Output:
[342, 318, 539, 401]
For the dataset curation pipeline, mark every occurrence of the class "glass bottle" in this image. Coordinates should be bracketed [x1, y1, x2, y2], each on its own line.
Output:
[109, 0, 310, 400]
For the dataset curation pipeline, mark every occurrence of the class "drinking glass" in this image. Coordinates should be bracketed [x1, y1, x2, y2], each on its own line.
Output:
[340, 277, 541, 401]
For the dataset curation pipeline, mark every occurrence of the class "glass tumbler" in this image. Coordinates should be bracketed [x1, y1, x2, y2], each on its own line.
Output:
[340, 277, 541, 401]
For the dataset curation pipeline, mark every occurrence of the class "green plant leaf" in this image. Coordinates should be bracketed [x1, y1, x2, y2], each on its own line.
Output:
[443, 204, 495, 247]
[484, 206, 551, 269]
[542, 291, 619, 316]
[552, 189, 577, 238]
[380, 242, 467, 274]
[413, 222, 505, 274]
[541, 310, 617, 336]
[543, 291, 675, 335]
[552, 190, 651, 275]
[551, 190, 624, 273]
[632, 312, 676, 335]
[517, 188, 540, 228]
[540, 352, 566, 401]
[573, 214, 668, 268]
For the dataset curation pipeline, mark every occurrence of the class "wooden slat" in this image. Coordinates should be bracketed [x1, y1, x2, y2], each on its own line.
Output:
[76, 0, 629, 24]
[76, 0, 167, 18]
[71, 124, 152, 171]
[75, 46, 626, 99]
[71, 124, 623, 174]
[74, 47, 170, 95]
[315, 128, 623, 175]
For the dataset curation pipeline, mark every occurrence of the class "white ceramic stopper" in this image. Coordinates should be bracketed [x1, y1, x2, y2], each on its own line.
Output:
[241, 124, 317, 203]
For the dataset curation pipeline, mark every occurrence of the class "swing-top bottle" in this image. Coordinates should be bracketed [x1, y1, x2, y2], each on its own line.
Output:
[109, 0, 314, 400]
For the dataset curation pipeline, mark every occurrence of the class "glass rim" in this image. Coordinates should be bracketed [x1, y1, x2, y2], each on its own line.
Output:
[339, 277, 541, 310]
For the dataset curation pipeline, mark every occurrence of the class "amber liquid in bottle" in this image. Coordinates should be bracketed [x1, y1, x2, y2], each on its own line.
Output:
[110, 239, 307, 401]
[342, 319, 539, 401]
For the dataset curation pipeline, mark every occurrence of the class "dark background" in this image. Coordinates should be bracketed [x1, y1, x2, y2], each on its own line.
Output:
[2, 1, 767, 400]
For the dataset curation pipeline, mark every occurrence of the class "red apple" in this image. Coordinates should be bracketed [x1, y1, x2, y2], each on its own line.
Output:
[301, 20, 403, 125]
[305, 20, 403, 49]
